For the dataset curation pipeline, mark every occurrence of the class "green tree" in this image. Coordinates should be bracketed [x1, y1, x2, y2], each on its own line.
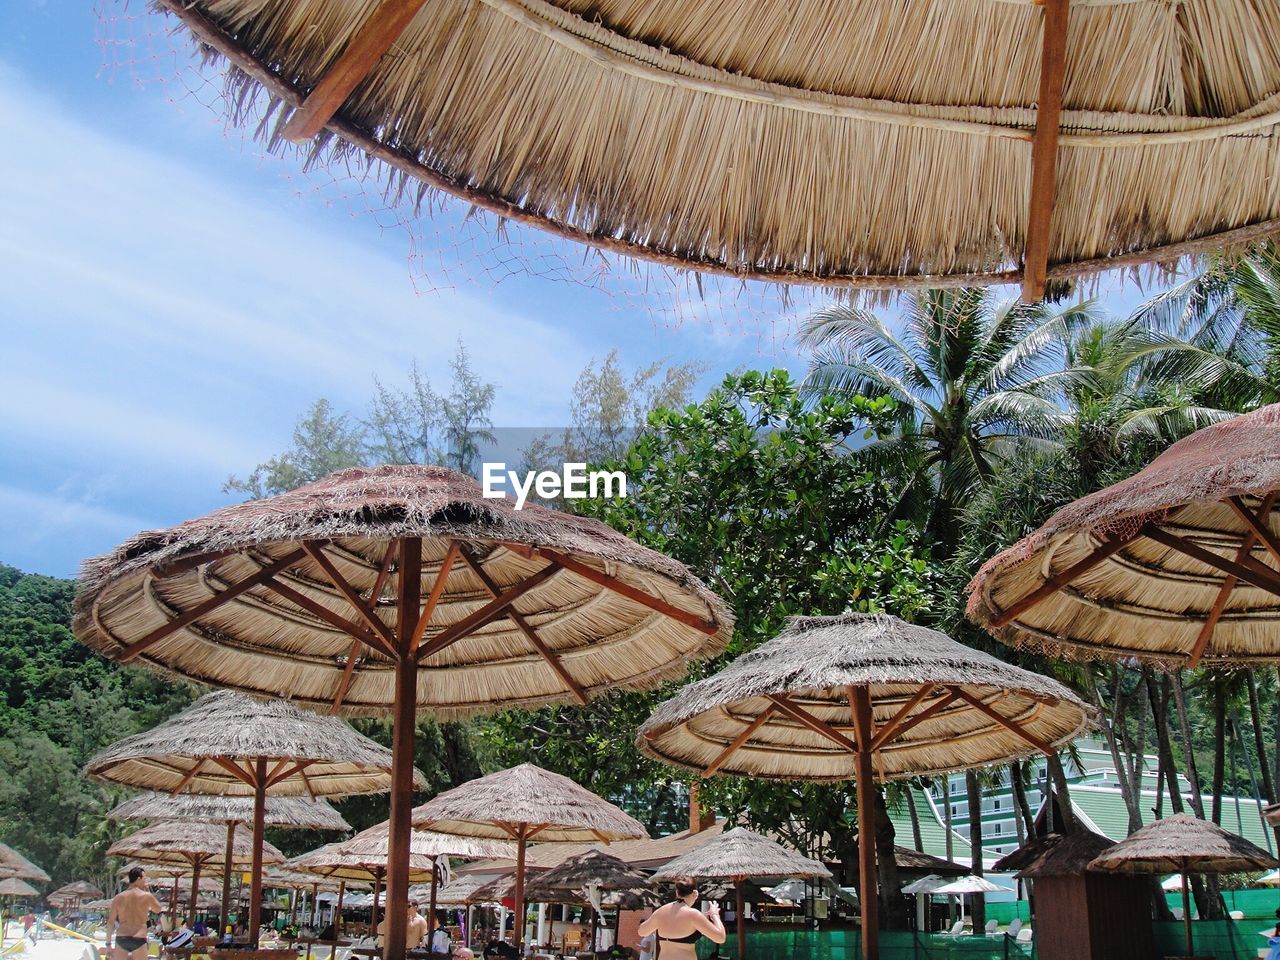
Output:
[225, 398, 368, 497]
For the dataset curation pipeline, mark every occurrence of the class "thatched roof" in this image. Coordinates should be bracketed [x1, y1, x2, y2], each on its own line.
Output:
[993, 830, 1115, 878]
[0, 843, 49, 883]
[968, 404, 1280, 667]
[48, 881, 103, 900]
[523, 850, 653, 900]
[108, 821, 285, 867]
[412, 763, 648, 842]
[110, 791, 351, 831]
[117, 862, 190, 879]
[0, 878, 39, 898]
[425, 875, 491, 907]
[639, 614, 1093, 781]
[335, 821, 515, 861]
[893, 848, 968, 877]
[143, 0, 1280, 294]
[1088, 814, 1278, 875]
[85, 690, 415, 797]
[75, 466, 731, 719]
[264, 867, 355, 893]
[288, 839, 436, 883]
[649, 828, 830, 883]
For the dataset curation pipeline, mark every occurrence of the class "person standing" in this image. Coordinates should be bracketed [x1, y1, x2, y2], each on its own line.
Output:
[636, 878, 726, 960]
[108, 867, 163, 960]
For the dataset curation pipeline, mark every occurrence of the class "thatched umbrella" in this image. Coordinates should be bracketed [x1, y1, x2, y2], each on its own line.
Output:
[86, 690, 410, 945]
[47, 880, 104, 915]
[1090, 814, 1278, 958]
[0, 843, 48, 884]
[524, 849, 657, 951]
[110, 821, 285, 927]
[75, 465, 729, 960]
[639, 613, 1091, 960]
[132, 0, 1280, 299]
[110, 789, 351, 930]
[264, 868, 356, 931]
[651, 827, 830, 960]
[413, 763, 648, 950]
[968, 403, 1280, 667]
[0, 879, 38, 899]
[430, 875, 490, 908]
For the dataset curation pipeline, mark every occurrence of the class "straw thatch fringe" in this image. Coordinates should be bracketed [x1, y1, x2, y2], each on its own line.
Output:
[47, 881, 104, 900]
[1088, 814, 1278, 875]
[288, 841, 438, 883]
[521, 849, 654, 905]
[108, 821, 285, 867]
[968, 402, 1280, 666]
[0, 879, 40, 898]
[84, 690, 415, 797]
[992, 830, 1114, 878]
[412, 763, 648, 842]
[649, 828, 830, 882]
[109, 791, 351, 831]
[0, 843, 50, 884]
[142, 0, 1280, 288]
[335, 821, 515, 860]
[74, 466, 731, 719]
[424, 875, 490, 906]
[639, 614, 1094, 781]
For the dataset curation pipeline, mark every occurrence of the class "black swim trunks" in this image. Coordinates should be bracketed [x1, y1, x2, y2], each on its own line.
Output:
[116, 936, 148, 953]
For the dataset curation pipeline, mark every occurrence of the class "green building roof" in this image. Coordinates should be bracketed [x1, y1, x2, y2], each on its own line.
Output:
[1066, 785, 1277, 854]
[887, 788, 972, 865]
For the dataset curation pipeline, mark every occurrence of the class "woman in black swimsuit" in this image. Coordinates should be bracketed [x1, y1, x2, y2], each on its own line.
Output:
[637, 878, 726, 960]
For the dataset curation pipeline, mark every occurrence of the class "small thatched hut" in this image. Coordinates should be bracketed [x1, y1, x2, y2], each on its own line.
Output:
[995, 831, 1149, 960]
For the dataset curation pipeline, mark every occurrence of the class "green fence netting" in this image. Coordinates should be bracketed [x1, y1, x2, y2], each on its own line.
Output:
[695, 929, 1034, 960]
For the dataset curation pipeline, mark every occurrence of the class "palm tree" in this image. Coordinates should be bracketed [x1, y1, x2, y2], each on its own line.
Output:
[799, 288, 1095, 544]
[1130, 243, 1280, 409]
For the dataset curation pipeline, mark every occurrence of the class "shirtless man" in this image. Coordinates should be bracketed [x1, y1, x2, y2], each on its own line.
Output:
[378, 900, 430, 949]
[107, 867, 162, 960]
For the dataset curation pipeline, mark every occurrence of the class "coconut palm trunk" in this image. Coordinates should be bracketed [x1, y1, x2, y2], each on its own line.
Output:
[963, 771, 985, 932]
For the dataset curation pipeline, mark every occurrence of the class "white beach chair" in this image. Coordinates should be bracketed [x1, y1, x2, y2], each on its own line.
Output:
[983, 920, 998, 935]
[1007, 919, 1023, 938]
[946, 921, 965, 937]
[1016, 928, 1032, 944]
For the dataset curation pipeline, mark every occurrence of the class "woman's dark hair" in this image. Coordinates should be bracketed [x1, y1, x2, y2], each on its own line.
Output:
[673, 877, 697, 899]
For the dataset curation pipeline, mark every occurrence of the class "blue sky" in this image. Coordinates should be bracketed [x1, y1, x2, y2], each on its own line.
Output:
[0, 0, 1161, 578]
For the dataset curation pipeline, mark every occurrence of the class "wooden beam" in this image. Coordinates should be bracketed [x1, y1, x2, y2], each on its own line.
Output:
[298, 765, 318, 801]
[851, 687, 879, 960]
[409, 541, 461, 654]
[765, 694, 859, 754]
[1021, 0, 1070, 302]
[369, 543, 398, 605]
[331, 638, 365, 714]
[505, 544, 720, 636]
[873, 691, 961, 746]
[267, 760, 315, 789]
[951, 688, 1056, 756]
[1226, 496, 1280, 567]
[261, 576, 400, 661]
[416, 560, 562, 660]
[458, 545, 588, 704]
[209, 756, 258, 787]
[1190, 492, 1279, 666]
[119, 548, 308, 661]
[302, 542, 398, 648]
[169, 758, 207, 796]
[868, 685, 938, 752]
[280, 0, 431, 143]
[991, 532, 1133, 628]
[1141, 524, 1280, 599]
[702, 705, 779, 777]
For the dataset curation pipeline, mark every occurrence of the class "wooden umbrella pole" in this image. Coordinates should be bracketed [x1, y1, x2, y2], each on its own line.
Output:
[513, 827, 528, 950]
[429, 857, 440, 936]
[734, 879, 746, 960]
[387, 537, 423, 960]
[221, 821, 237, 935]
[190, 859, 204, 926]
[1181, 863, 1193, 958]
[249, 757, 268, 947]
[170, 876, 180, 920]
[336, 881, 346, 937]
[852, 688, 879, 960]
[373, 871, 382, 930]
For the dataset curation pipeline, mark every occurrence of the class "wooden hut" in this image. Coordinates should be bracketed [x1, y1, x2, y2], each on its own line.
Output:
[994, 830, 1149, 960]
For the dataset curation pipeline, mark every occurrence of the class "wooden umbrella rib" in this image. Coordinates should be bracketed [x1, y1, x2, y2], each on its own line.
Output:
[120, 548, 308, 662]
[281, 0, 431, 143]
[764, 694, 859, 754]
[298, 765, 318, 801]
[1226, 497, 1280, 567]
[458, 545, 588, 704]
[261, 576, 400, 661]
[874, 691, 961, 745]
[410, 541, 462, 654]
[267, 760, 315, 789]
[331, 638, 365, 714]
[1020, 0, 1070, 302]
[416, 560, 562, 660]
[868, 685, 938, 752]
[950, 688, 1056, 756]
[302, 543, 398, 648]
[209, 757, 258, 787]
[1141, 524, 1280, 599]
[264, 759, 291, 785]
[170, 759, 208, 795]
[701, 704, 779, 776]
[991, 532, 1134, 628]
[512, 545, 719, 635]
